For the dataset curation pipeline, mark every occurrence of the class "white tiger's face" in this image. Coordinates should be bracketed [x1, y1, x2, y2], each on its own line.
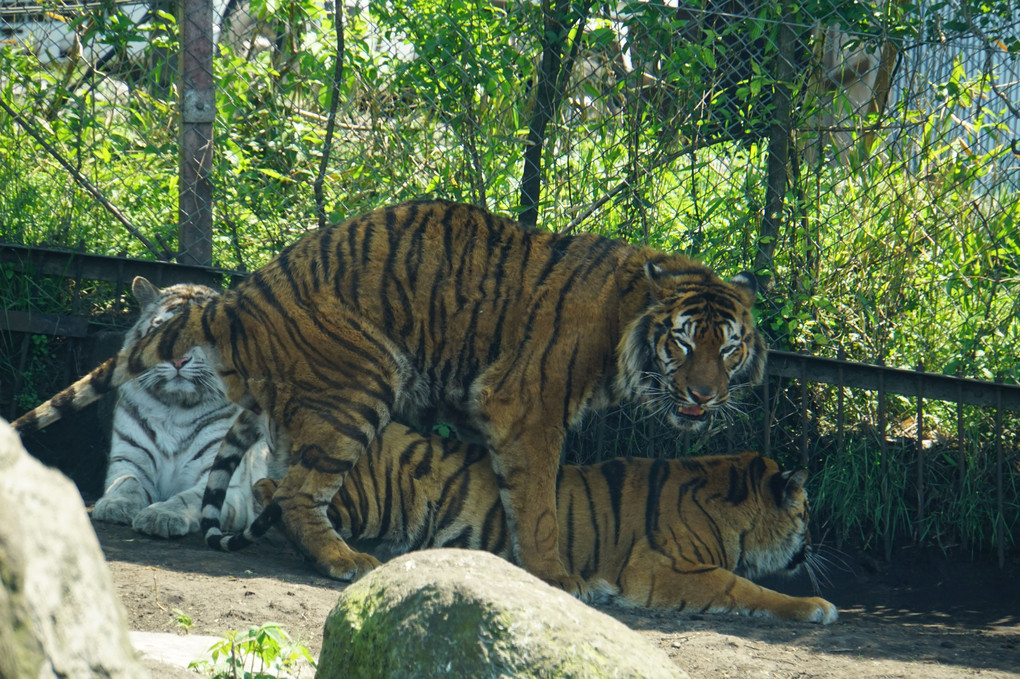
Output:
[135, 345, 226, 407]
[124, 278, 224, 407]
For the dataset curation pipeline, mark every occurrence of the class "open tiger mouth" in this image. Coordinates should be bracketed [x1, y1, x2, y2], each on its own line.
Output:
[679, 405, 708, 420]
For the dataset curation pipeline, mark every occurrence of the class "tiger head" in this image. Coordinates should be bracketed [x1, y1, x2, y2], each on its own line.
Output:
[617, 261, 766, 431]
[124, 277, 225, 407]
[737, 456, 816, 581]
[124, 276, 220, 347]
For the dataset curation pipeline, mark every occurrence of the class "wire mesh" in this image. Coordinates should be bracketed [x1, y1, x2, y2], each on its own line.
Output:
[1, 0, 1018, 553]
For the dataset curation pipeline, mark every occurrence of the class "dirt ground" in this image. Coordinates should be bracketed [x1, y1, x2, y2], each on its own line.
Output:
[91, 519, 1020, 679]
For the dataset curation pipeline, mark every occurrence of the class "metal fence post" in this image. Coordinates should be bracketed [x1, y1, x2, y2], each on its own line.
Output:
[877, 357, 891, 560]
[915, 361, 925, 543]
[178, 0, 215, 267]
[995, 376, 1005, 568]
[955, 369, 968, 550]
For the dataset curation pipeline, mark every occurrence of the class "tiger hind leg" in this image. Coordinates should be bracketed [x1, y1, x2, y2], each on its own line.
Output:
[272, 450, 382, 580]
[267, 378, 405, 580]
[246, 321, 412, 580]
[476, 395, 588, 598]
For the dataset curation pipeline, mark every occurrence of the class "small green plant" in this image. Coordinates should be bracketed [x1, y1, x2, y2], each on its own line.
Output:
[188, 622, 315, 679]
[172, 608, 193, 634]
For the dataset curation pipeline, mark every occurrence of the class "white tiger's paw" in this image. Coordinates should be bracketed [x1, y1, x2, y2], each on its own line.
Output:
[92, 495, 145, 525]
[132, 503, 199, 538]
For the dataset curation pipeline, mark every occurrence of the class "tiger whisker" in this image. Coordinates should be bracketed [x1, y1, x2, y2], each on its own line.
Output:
[803, 559, 824, 596]
[720, 399, 747, 417]
[811, 544, 854, 578]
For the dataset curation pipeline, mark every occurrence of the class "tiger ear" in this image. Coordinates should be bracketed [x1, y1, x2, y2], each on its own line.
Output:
[131, 276, 161, 308]
[784, 468, 808, 492]
[770, 468, 808, 507]
[632, 259, 671, 298]
[782, 469, 808, 506]
[729, 271, 758, 303]
[644, 260, 666, 282]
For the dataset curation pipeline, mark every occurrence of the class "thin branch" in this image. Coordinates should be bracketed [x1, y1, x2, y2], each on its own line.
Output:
[0, 94, 165, 259]
[314, 0, 345, 230]
[559, 133, 733, 235]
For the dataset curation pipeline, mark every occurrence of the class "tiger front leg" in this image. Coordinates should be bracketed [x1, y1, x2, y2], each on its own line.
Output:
[619, 554, 838, 624]
[92, 475, 152, 526]
[272, 407, 382, 581]
[481, 412, 588, 599]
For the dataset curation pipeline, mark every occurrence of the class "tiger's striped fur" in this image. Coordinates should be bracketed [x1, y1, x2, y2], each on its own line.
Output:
[252, 422, 837, 623]
[92, 277, 280, 538]
[13, 199, 765, 595]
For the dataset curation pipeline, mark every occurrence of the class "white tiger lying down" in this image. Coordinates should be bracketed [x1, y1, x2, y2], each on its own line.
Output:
[90, 277, 281, 538]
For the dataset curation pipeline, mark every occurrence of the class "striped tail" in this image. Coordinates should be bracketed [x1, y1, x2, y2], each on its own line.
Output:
[13, 356, 121, 433]
[204, 502, 283, 552]
[200, 407, 280, 552]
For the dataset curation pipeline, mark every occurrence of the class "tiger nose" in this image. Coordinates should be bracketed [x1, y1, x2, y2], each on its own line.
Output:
[689, 387, 716, 405]
[171, 356, 191, 371]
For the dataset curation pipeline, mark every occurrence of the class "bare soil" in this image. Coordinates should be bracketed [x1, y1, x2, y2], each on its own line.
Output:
[91, 519, 1020, 679]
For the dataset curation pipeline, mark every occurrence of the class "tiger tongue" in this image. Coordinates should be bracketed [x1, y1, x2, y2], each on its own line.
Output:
[680, 406, 705, 417]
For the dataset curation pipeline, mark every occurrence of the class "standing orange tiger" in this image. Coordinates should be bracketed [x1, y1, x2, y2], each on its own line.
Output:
[13, 199, 765, 596]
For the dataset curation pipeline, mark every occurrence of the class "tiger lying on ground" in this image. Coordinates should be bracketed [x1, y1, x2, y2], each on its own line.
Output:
[94, 277, 278, 538]
[13, 199, 765, 596]
[247, 421, 837, 624]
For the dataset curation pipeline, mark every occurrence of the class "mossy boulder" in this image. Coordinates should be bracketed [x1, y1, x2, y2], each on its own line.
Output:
[0, 418, 145, 679]
[317, 549, 686, 679]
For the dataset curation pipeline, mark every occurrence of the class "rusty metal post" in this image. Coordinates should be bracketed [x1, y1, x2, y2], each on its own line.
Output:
[178, 0, 215, 266]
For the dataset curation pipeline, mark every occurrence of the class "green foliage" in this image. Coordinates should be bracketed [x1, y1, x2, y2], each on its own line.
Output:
[12, 335, 55, 412]
[808, 404, 1019, 556]
[189, 623, 315, 679]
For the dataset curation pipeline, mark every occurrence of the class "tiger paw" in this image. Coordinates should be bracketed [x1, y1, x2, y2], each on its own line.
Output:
[133, 503, 198, 538]
[315, 549, 382, 581]
[805, 597, 839, 624]
[541, 573, 591, 601]
[92, 495, 145, 526]
[252, 478, 279, 508]
[787, 599, 836, 623]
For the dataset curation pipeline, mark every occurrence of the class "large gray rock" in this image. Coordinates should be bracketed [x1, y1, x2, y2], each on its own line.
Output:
[318, 549, 686, 679]
[0, 418, 146, 679]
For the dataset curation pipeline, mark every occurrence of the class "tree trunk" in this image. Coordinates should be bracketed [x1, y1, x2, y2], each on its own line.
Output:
[754, 14, 797, 280]
[517, 0, 580, 228]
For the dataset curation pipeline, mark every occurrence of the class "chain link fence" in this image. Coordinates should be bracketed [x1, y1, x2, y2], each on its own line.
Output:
[2, 0, 1018, 554]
